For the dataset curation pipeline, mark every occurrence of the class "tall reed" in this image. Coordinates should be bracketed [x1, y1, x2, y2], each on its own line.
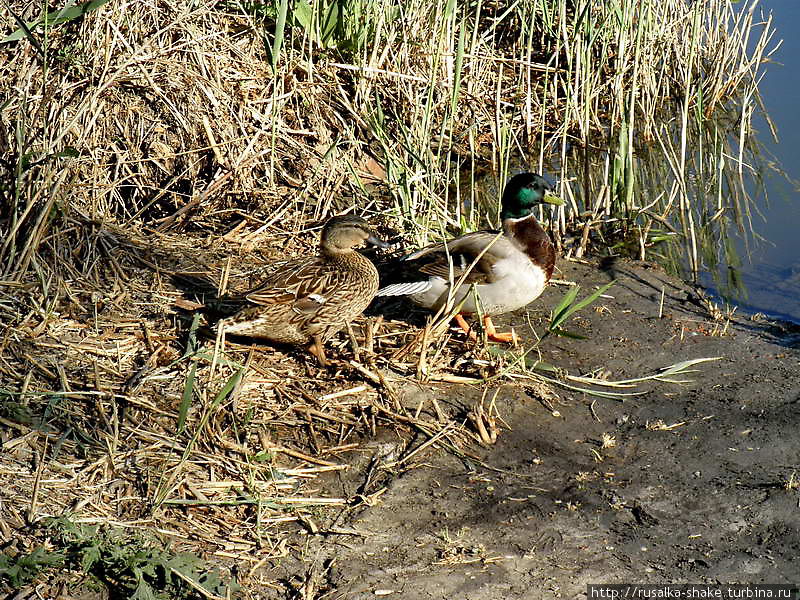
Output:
[0, 0, 779, 289]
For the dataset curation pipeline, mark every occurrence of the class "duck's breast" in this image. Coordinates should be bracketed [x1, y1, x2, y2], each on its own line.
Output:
[408, 251, 547, 315]
[474, 251, 547, 314]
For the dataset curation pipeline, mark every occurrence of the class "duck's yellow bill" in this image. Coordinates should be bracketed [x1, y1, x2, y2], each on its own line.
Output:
[542, 191, 565, 206]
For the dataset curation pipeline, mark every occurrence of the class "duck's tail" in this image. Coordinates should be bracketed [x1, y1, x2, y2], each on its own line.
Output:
[375, 281, 432, 297]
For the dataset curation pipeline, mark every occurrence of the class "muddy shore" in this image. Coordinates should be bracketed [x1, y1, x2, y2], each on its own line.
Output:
[265, 257, 800, 598]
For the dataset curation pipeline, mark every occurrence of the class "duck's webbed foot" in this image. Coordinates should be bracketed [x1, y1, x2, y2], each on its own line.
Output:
[306, 335, 329, 366]
[453, 313, 518, 345]
[482, 315, 518, 345]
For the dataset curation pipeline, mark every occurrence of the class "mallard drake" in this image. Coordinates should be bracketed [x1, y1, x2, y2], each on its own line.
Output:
[222, 214, 388, 365]
[376, 173, 563, 343]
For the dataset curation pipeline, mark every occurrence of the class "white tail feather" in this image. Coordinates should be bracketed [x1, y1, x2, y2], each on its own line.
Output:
[376, 281, 432, 297]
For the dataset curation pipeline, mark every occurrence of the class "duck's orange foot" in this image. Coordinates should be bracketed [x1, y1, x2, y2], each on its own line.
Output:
[307, 335, 329, 366]
[453, 314, 518, 345]
[453, 313, 474, 338]
[486, 329, 518, 344]
[482, 315, 519, 345]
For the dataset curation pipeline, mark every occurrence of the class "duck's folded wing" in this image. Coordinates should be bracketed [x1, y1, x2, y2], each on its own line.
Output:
[406, 231, 515, 285]
[243, 258, 347, 308]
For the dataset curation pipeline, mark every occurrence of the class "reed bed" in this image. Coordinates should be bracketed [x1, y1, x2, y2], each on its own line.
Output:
[0, 0, 777, 596]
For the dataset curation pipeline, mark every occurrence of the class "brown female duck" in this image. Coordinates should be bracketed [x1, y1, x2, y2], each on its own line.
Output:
[223, 214, 387, 364]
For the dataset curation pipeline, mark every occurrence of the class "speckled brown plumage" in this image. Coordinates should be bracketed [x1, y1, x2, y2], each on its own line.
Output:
[221, 214, 386, 364]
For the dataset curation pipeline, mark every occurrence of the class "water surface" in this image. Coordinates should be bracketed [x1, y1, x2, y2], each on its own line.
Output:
[705, 0, 800, 323]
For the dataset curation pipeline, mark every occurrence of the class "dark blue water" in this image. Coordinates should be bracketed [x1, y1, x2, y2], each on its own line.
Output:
[708, 0, 800, 323]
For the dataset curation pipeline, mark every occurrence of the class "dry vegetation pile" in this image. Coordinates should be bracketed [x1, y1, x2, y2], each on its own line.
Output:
[0, 0, 778, 596]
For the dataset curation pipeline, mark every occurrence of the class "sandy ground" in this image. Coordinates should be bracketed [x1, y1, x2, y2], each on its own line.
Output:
[262, 258, 800, 599]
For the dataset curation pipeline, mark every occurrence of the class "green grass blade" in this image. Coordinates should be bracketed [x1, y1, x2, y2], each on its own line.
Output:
[2, 0, 114, 43]
[293, 0, 312, 30]
[1, 1, 44, 55]
[450, 8, 467, 115]
[271, 0, 289, 69]
[550, 280, 615, 332]
[183, 313, 201, 358]
[177, 362, 196, 435]
[549, 285, 580, 328]
[155, 367, 245, 507]
[549, 327, 587, 340]
[209, 368, 244, 412]
[564, 280, 615, 319]
[320, 1, 339, 47]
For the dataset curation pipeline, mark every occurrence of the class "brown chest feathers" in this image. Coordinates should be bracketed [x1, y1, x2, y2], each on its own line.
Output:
[504, 216, 556, 280]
